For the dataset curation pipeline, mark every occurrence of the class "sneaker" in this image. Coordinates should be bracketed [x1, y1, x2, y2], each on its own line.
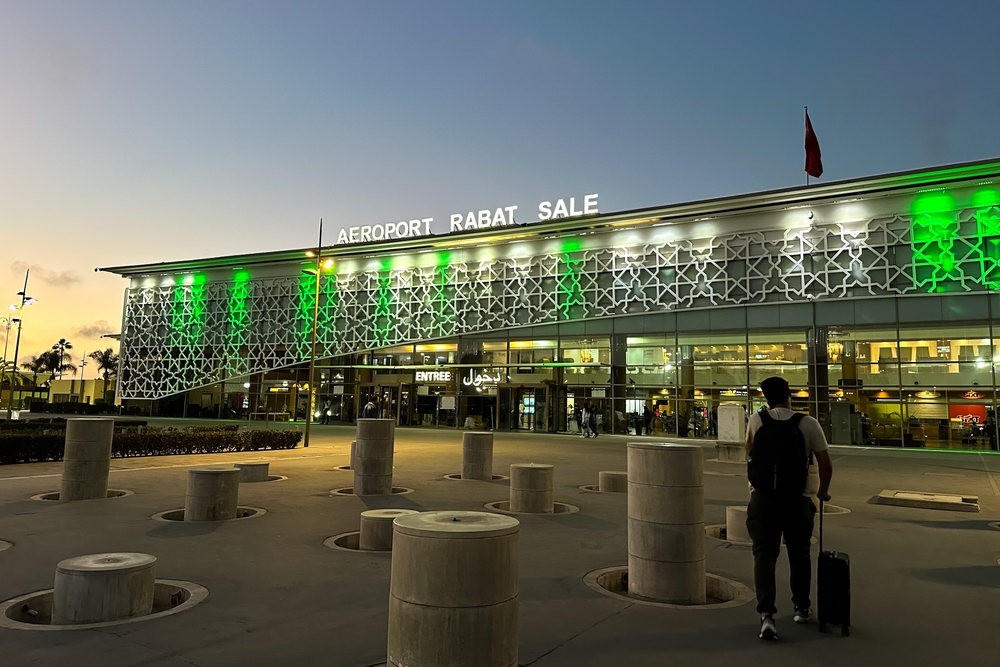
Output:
[793, 607, 812, 624]
[759, 615, 778, 640]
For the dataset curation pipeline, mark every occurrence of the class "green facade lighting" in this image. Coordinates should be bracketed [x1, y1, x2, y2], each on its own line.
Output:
[226, 271, 252, 370]
[910, 188, 1000, 292]
[170, 273, 207, 346]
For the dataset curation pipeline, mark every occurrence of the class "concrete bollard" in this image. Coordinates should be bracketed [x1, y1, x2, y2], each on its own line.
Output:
[61, 417, 115, 501]
[235, 462, 269, 482]
[462, 432, 494, 480]
[52, 552, 156, 625]
[726, 505, 751, 543]
[627, 443, 705, 604]
[354, 420, 395, 496]
[359, 509, 420, 551]
[598, 470, 627, 493]
[350, 440, 357, 470]
[184, 468, 240, 521]
[387, 511, 519, 667]
[509, 463, 553, 513]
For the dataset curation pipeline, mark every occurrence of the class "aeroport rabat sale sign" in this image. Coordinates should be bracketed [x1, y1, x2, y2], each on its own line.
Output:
[334, 193, 599, 245]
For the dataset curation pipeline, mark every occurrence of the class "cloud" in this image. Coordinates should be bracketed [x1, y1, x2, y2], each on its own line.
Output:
[72, 320, 115, 339]
[10, 262, 82, 287]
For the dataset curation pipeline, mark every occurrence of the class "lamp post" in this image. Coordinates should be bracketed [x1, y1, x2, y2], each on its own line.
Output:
[6, 269, 35, 421]
[302, 219, 325, 449]
[1, 316, 16, 366]
[78, 352, 88, 403]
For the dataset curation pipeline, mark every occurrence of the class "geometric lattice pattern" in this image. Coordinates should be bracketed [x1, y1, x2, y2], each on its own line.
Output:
[119, 204, 1000, 399]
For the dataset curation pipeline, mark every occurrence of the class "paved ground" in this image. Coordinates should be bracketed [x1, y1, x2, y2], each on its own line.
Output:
[1, 423, 998, 666]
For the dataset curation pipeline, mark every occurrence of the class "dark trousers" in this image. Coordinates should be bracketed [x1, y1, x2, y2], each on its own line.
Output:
[745, 491, 816, 615]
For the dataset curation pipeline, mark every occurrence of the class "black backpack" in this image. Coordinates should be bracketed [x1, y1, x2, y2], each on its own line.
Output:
[748, 409, 809, 496]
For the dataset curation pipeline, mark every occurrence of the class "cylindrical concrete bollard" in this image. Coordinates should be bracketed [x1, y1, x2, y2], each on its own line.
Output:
[350, 440, 357, 470]
[627, 442, 705, 604]
[235, 462, 269, 482]
[387, 511, 519, 667]
[598, 470, 627, 493]
[61, 417, 115, 501]
[354, 420, 395, 496]
[52, 552, 156, 625]
[359, 508, 420, 551]
[462, 432, 494, 480]
[509, 463, 553, 513]
[726, 505, 751, 543]
[184, 468, 240, 521]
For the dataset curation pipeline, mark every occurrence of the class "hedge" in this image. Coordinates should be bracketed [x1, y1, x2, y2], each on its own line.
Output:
[0, 427, 301, 465]
[29, 401, 117, 415]
[0, 419, 148, 431]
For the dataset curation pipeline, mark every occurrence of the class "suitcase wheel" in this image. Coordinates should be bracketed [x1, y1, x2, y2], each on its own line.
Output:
[841, 626, 850, 637]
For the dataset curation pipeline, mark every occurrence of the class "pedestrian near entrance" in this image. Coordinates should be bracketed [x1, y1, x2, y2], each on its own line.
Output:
[362, 399, 379, 419]
[745, 376, 833, 641]
[587, 403, 597, 438]
[321, 399, 331, 425]
[580, 402, 593, 438]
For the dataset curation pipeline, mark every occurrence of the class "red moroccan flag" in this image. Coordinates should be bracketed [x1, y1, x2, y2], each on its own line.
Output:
[805, 110, 823, 178]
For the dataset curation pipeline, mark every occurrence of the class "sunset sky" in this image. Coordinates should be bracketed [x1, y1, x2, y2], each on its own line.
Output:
[3, 1, 1000, 374]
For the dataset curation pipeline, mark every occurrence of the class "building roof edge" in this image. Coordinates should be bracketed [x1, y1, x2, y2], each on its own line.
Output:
[96, 156, 1000, 276]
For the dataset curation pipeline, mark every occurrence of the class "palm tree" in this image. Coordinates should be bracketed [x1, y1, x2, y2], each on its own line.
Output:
[1, 360, 29, 408]
[20, 355, 48, 386]
[88, 348, 119, 403]
[50, 339, 76, 379]
[19, 355, 51, 404]
[88, 348, 119, 381]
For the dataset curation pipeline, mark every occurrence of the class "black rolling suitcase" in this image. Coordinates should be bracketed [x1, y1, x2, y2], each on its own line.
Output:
[817, 499, 851, 636]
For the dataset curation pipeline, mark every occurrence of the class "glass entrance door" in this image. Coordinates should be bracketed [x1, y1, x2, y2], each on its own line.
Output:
[360, 385, 399, 420]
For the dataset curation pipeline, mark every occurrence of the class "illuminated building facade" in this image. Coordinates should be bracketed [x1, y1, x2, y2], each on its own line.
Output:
[102, 159, 1000, 450]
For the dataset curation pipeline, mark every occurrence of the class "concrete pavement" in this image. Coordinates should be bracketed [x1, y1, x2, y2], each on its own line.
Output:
[0, 426, 998, 666]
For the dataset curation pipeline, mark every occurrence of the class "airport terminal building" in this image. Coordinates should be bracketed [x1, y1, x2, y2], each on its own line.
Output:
[101, 159, 1000, 451]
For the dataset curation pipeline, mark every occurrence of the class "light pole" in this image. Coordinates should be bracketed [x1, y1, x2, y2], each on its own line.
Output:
[1, 316, 16, 366]
[78, 351, 88, 403]
[6, 269, 35, 420]
[302, 219, 326, 449]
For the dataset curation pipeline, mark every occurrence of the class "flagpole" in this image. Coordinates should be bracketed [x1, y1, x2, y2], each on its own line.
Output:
[805, 106, 809, 186]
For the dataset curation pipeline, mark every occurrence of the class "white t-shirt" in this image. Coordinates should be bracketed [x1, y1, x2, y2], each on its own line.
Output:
[745, 408, 828, 496]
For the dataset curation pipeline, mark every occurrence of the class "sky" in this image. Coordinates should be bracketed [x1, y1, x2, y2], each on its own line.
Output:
[3, 1, 1000, 373]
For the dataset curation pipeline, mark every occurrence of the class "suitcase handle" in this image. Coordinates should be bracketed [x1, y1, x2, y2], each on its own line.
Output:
[819, 498, 824, 554]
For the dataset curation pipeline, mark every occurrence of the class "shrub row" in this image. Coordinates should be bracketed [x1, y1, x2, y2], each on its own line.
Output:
[0, 427, 301, 465]
[0, 419, 148, 431]
[29, 401, 117, 415]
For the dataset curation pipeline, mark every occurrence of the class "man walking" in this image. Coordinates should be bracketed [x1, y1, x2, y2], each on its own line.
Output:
[745, 376, 833, 641]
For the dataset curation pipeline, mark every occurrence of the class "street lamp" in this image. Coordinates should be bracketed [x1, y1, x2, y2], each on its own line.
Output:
[1, 316, 18, 366]
[78, 352, 88, 403]
[302, 219, 328, 449]
[6, 270, 35, 420]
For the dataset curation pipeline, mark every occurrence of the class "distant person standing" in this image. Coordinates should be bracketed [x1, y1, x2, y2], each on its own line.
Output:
[580, 402, 593, 438]
[362, 399, 379, 419]
[320, 398, 331, 425]
[745, 376, 833, 641]
[643, 405, 653, 435]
